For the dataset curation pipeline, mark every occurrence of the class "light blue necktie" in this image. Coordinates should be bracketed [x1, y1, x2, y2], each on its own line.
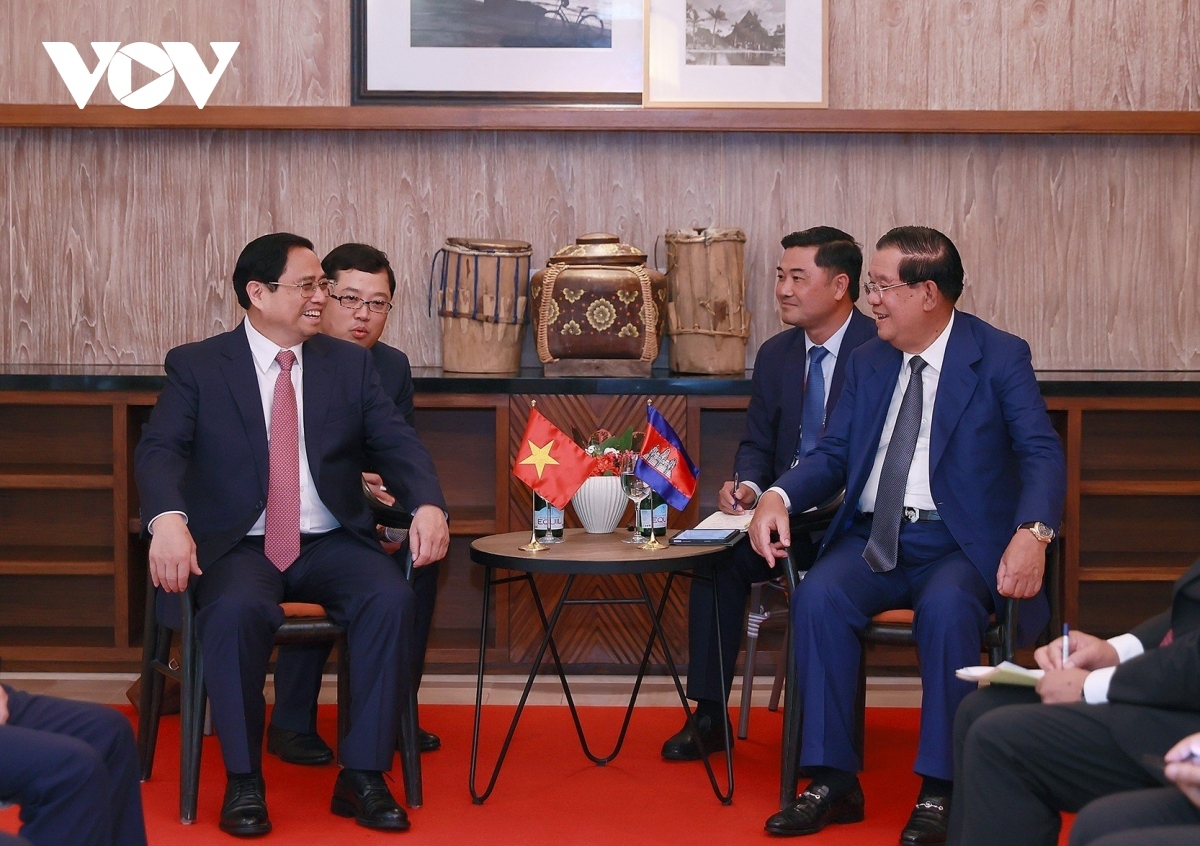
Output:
[796, 345, 829, 460]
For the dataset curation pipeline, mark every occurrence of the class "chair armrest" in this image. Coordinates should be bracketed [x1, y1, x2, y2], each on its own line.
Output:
[788, 489, 844, 535]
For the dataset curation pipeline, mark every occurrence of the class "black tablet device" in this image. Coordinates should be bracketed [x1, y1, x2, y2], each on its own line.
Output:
[669, 528, 744, 546]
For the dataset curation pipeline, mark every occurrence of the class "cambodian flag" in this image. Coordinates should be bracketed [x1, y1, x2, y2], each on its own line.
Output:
[636, 405, 699, 511]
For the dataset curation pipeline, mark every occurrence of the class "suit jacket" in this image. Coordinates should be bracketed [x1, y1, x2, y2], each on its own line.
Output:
[371, 341, 415, 426]
[773, 310, 1066, 644]
[736, 307, 877, 488]
[134, 323, 445, 570]
[1101, 559, 1200, 767]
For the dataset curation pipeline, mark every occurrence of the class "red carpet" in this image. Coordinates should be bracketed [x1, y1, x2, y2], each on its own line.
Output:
[1, 703, 1074, 844]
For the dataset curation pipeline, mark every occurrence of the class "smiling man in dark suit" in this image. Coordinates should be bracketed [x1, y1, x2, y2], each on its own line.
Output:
[749, 226, 1066, 844]
[663, 226, 876, 761]
[268, 242, 445, 766]
[135, 233, 449, 837]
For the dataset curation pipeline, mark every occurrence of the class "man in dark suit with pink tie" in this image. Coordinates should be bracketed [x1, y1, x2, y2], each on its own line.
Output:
[135, 233, 449, 837]
[750, 226, 1066, 844]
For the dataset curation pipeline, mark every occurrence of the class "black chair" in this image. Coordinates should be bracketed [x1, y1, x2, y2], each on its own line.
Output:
[137, 510, 423, 824]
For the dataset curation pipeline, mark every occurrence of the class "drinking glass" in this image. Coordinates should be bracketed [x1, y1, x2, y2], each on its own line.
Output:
[620, 453, 651, 544]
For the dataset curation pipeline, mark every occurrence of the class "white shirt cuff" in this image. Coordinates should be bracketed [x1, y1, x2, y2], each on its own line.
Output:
[1082, 666, 1117, 704]
[1108, 633, 1145, 663]
[765, 485, 792, 511]
[742, 481, 763, 505]
[147, 511, 187, 534]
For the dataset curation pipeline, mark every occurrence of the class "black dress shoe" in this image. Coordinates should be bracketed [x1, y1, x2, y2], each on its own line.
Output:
[219, 773, 271, 837]
[764, 782, 865, 837]
[660, 714, 732, 761]
[266, 723, 334, 766]
[331, 769, 410, 831]
[900, 796, 950, 845]
[418, 727, 441, 752]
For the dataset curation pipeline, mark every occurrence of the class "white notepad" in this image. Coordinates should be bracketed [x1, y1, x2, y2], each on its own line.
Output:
[693, 510, 754, 531]
[955, 661, 1045, 687]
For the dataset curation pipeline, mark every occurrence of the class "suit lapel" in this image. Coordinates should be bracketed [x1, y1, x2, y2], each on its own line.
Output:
[220, 325, 269, 493]
[826, 309, 872, 415]
[846, 345, 902, 500]
[777, 331, 808, 465]
[301, 334, 334, 489]
[929, 315, 981, 475]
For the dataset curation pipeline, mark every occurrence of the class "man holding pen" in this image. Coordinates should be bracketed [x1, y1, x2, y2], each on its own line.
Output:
[661, 227, 876, 761]
[949, 557, 1200, 845]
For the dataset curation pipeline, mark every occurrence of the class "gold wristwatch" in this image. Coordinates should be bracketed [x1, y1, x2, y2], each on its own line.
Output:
[1019, 521, 1055, 544]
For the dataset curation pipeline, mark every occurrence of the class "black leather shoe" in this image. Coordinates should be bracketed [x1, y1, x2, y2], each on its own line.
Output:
[660, 714, 732, 761]
[764, 782, 865, 837]
[331, 769, 410, 831]
[266, 723, 334, 766]
[900, 796, 950, 845]
[219, 773, 271, 837]
[418, 727, 441, 753]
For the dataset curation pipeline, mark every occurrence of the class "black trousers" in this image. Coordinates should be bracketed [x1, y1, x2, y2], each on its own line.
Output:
[948, 686, 1162, 846]
[1070, 786, 1200, 846]
[193, 530, 413, 774]
[271, 554, 438, 736]
[0, 686, 147, 846]
[684, 535, 815, 706]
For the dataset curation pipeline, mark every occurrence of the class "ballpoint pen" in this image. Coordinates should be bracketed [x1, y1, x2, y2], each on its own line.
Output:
[1061, 622, 1070, 665]
[732, 472, 741, 510]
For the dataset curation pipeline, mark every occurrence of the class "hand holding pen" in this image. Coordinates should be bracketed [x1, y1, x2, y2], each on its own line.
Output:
[719, 472, 756, 515]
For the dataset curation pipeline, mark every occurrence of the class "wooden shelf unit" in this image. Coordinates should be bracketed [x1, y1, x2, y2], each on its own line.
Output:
[2, 385, 1197, 671]
[1049, 396, 1200, 636]
[0, 391, 156, 668]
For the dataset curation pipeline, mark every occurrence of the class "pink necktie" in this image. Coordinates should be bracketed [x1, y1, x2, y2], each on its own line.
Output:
[264, 350, 300, 572]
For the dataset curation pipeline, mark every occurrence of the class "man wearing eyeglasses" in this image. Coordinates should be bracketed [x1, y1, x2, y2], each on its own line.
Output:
[135, 233, 448, 836]
[749, 226, 1065, 844]
[269, 242, 446, 767]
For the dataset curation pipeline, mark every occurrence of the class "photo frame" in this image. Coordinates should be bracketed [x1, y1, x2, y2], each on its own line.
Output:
[353, 0, 645, 105]
[644, 0, 827, 107]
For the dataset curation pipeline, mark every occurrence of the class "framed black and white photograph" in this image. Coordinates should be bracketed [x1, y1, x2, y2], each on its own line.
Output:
[354, 0, 644, 104]
[644, 0, 826, 107]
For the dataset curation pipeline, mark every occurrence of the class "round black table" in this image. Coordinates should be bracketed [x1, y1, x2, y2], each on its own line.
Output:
[468, 528, 737, 804]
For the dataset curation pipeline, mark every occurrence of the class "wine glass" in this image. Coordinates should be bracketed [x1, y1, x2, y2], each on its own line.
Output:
[620, 453, 651, 544]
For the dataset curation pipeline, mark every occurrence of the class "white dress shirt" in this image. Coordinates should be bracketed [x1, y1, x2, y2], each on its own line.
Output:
[857, 310, 956, 514]
[1082, 632, 1145, 704]
[743, 310, 855, 504]
[243, 319, 340, 535]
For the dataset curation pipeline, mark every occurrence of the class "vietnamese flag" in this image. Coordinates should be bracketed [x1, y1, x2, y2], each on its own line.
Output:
[512, 407, 596, 509]
[636, 405, 699, 511]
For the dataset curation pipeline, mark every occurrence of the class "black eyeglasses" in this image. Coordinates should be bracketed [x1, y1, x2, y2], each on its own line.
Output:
[267, 278, 334, 297]
[329, 293, 393, 314]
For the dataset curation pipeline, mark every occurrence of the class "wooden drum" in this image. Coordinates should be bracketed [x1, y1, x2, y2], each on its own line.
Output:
[664, 227, 750, 375]
[431, 237, 533, 373]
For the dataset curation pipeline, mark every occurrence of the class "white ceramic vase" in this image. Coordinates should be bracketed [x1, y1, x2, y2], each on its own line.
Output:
[570, 475, 628, 534]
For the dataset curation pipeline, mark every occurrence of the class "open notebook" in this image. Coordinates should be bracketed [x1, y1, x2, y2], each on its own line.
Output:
[693, 509, 754, 531]
[955, 661, 1044, 687]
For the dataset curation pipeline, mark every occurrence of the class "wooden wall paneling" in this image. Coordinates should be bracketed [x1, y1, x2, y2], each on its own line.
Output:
[830, 0, 1200, 111]
[7, 128, 250, 364]
[4, 0, 346, 107]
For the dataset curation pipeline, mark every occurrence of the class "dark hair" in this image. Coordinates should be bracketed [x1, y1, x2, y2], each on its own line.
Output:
[232, 233, 315, 309]
[780, 226, 863, 300]
[874, 226, 964, 303]
[322, 243, 396, 295]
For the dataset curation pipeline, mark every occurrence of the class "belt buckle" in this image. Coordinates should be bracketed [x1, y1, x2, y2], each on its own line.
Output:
[902, 506, 918, 523]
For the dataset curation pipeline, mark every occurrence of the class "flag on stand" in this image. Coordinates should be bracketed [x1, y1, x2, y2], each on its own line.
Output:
[635, 405, 699, 511]
[511, 407, 596, 509]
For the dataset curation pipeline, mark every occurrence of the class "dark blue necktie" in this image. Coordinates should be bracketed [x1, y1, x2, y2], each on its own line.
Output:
[863, 356, 927, 573]
[797, 345, 829, 460]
